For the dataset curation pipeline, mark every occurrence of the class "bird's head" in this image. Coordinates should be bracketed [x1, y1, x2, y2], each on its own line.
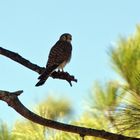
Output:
[59, 33, 72, 42]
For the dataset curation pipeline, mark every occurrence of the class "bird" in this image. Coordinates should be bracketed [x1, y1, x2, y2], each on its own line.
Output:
[35, 33, 72, 86]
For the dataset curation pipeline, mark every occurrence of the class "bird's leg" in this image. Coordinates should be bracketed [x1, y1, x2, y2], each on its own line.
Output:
[57, 68, 64, 73]
[57, 68, 61, 73]
[61, 68, 64, 72]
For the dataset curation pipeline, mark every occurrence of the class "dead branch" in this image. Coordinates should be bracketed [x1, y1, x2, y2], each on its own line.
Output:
[0, 47, 77, 86]
[0, 90, 139, 140]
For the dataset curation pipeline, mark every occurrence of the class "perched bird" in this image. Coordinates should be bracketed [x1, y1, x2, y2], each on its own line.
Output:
[35, 33, 72, 86]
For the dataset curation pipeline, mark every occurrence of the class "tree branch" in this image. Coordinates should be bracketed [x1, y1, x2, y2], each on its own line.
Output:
[0, 90, 139, 140]
[0, 47, 77, 86]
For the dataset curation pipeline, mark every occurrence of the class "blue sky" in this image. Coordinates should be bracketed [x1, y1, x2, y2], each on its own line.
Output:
[0, 0, 140, 125]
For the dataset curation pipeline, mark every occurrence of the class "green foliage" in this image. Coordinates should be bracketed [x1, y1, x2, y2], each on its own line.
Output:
[11, 96, 72, 140]
[0, 121, 15, 140]
[109, 25, 140, 137]
[83, 81, 122, 132]
[89, 81, 121, 110]
[35, 96, 72, 120]
[12, 121, 46, 140]
[110, 26, 140, 93]
[111, 91, 140, 136]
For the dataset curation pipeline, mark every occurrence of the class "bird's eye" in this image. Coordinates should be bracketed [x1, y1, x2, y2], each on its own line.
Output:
[67, 36, 72, 40]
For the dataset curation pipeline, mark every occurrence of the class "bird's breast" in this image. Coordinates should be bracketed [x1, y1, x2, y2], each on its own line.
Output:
[58, 61, 67, 69]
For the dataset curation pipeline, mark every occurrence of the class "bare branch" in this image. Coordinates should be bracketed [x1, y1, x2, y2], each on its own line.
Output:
[0, 90, 139, 140]
[0, 47, 77, 86]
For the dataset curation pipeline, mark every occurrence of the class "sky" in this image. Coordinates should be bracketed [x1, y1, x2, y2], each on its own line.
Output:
[0, 0, 140, 126]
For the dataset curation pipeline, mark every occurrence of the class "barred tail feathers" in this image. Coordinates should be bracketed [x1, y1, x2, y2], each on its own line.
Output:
[35, 71, 49, 86]
[35, 65, 58, 87]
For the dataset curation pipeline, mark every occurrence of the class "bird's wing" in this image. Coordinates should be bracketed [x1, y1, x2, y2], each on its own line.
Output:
[46, 41, 72, 69]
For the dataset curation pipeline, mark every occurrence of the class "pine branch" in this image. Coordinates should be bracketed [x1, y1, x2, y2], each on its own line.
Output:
[0, 90, 139, 140]
[0, 47, 77, 86]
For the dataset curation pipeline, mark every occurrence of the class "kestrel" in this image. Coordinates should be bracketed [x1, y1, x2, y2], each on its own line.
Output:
[35, 33, 72, 86]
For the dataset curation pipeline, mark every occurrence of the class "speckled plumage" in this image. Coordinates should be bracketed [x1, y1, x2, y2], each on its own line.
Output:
[35, 33, 72, 86]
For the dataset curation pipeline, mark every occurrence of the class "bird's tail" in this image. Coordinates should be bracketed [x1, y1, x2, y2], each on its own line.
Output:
[35, 65, 58, 87]
[35, 70, 50, 86]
